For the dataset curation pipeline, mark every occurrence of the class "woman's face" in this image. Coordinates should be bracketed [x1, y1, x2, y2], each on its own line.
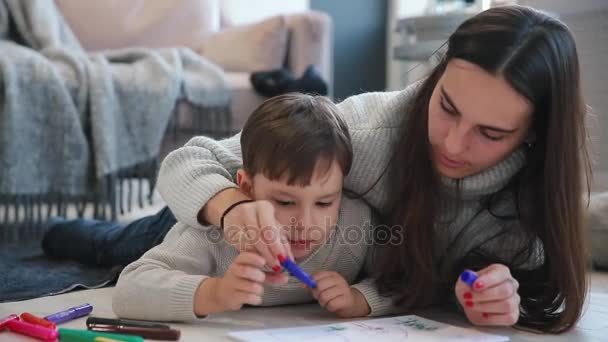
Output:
[428, 59, 533, 179]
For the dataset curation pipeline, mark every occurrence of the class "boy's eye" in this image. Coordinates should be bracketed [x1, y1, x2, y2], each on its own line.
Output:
[275, 200, 295, 206]
[316, 202, 333, 208]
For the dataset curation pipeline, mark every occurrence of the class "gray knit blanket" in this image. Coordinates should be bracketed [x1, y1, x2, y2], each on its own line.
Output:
[0, 0, 231, 231]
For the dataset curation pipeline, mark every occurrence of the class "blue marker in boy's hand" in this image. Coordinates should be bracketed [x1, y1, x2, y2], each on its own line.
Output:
[278, 255, 317, 288]
[460, 270, 478, 287]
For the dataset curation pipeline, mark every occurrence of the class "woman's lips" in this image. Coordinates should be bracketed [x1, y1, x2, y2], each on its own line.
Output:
[439, 153, 467, 169]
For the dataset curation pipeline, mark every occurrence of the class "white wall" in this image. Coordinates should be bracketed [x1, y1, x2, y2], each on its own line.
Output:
[221, 0, 310, 26]
[520, 0, 608, 191]
[518, 0, 607, 15]
[386, 0, 430, 90]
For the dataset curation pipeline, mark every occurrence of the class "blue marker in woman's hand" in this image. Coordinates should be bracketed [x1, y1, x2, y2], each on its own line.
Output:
[278, 255, 317, 288]
[460, 270, 478, 287]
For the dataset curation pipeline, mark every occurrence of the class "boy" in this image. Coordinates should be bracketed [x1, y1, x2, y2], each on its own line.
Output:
[112, 94, 390, 321]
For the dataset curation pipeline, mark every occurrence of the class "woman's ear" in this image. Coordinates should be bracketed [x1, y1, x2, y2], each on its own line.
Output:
[236, 169, 253, 196]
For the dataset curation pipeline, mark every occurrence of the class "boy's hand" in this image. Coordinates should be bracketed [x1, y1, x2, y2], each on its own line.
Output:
[195, 252, 266, 315]
[311, 271, 370, 318]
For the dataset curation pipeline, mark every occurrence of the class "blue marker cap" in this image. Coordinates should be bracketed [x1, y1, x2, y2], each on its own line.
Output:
[460, 270, 478, 287]
[278, 255, 317, 288]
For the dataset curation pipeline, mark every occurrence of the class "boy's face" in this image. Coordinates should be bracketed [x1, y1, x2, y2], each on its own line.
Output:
[237, 159, 344, 260]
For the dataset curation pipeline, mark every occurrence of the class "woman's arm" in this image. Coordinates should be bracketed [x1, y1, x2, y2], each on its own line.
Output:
[158, 86, 421, 228]
[157, 134, 244, 229]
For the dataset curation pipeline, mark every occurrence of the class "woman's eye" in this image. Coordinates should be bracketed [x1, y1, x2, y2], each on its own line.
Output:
[316, 202, 333, 208]
[440, 99, 457, 116]
[275, 200, 295, 206]
[480, 130, 505, 141]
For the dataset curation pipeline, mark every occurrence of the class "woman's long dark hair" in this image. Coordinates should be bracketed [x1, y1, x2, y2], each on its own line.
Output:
[375, 6, 590, 333]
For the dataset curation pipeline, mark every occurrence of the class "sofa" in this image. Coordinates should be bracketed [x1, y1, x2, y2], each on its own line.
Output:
[55, 0, 333, 134]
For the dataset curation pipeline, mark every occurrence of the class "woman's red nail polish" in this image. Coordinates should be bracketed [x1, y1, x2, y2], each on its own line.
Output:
[474, 281, 484, 289]
[463, 292, 472, 300]
[465, 301, 474, 308]
[272, 265, 281, 273]
[483, 313, 489, 319]
[277, 254, 286, 263]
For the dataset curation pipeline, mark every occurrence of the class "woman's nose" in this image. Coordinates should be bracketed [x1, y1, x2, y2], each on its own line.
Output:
[444, 125, 469, 155]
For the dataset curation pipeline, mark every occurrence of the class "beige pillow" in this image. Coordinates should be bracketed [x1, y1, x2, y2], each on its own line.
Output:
[198, 15, 288, 73]
[55, 0, 220, 51]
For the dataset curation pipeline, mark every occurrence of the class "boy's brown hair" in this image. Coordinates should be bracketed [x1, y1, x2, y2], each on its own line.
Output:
[240, 93, 352, 185]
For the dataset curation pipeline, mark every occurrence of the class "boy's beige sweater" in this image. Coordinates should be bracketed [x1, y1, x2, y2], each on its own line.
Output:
[112, 196, 393, 321]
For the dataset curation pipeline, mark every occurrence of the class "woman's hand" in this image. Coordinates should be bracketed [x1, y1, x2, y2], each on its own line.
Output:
[454, 264, 520, 326]
[222, 199, 294, 277]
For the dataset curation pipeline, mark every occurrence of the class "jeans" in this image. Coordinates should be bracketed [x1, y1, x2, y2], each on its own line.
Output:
[42, 206, 177, 267]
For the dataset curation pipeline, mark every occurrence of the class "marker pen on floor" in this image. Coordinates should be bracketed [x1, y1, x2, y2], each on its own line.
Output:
[5, 319, 59, 342]
[59, 328, 143, 342]
[20, 313, 56, 330]
[45, 303, 93, 324]
[0, 314, 19, 330]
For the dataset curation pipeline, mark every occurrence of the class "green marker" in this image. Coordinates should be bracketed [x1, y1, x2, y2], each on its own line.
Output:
[58, 328, 144, 342]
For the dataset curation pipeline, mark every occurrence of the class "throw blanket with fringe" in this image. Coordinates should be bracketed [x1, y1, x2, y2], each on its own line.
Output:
[0, 0, 231, 231]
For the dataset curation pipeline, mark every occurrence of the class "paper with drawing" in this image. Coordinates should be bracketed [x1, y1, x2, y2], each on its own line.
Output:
[228, 315, 509, 341]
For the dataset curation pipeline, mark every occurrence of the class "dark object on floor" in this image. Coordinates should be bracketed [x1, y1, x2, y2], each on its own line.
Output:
[286, 65, 328, 96]
[0, 241, 121, 303]
[251, 65, 328, 97]
[42, 206, 176, 267]
[250, 68, 296, 97]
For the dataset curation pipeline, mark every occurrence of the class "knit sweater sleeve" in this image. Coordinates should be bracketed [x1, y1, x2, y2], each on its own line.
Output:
[112, 223, 221, 322]
[157, 83, 422, 227]
[157, 134, 243, 229]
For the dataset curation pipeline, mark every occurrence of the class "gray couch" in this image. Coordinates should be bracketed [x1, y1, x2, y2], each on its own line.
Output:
[56, 0, 333, 134]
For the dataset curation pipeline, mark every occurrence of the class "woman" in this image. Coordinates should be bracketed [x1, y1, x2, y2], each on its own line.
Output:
[156, 5, 589, 333]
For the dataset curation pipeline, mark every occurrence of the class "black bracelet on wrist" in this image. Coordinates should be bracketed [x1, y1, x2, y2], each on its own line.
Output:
[220, 199, 255, 230]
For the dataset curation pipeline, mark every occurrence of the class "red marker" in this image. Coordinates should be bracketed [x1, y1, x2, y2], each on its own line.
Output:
[21, 313, 57, 330]
[5, 319, 58, 341]
[0, 314, 19, 330]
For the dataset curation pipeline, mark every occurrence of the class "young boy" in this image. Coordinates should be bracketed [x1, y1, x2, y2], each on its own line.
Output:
[112, 94, 391, 321]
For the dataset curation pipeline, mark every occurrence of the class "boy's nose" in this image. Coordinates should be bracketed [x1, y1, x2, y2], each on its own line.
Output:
[297, 208, 313, 229]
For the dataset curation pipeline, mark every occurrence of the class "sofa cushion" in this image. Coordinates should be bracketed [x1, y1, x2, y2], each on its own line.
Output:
[55, 0, 220, 51]
[198, 15, 288, 73]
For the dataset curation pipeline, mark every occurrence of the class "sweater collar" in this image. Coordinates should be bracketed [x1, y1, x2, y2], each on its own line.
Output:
[440, 147, 526, 200]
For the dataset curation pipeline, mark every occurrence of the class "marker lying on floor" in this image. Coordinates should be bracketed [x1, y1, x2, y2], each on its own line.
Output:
[460, 270, 479, 287]
[20, 313, 56, 329]
[5, 318, 59, 341]
[278, 254, 317, 288]
[86, 317, 171, 330]
[86, 317, 180, 340]
[59, 328, 143, 342]
[0, 314, 19, 330]
[45, 303, 93, 324]
[88, 324, 181, 341]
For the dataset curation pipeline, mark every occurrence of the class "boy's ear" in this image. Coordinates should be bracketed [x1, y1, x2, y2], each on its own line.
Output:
[236, 169, 253, 196]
